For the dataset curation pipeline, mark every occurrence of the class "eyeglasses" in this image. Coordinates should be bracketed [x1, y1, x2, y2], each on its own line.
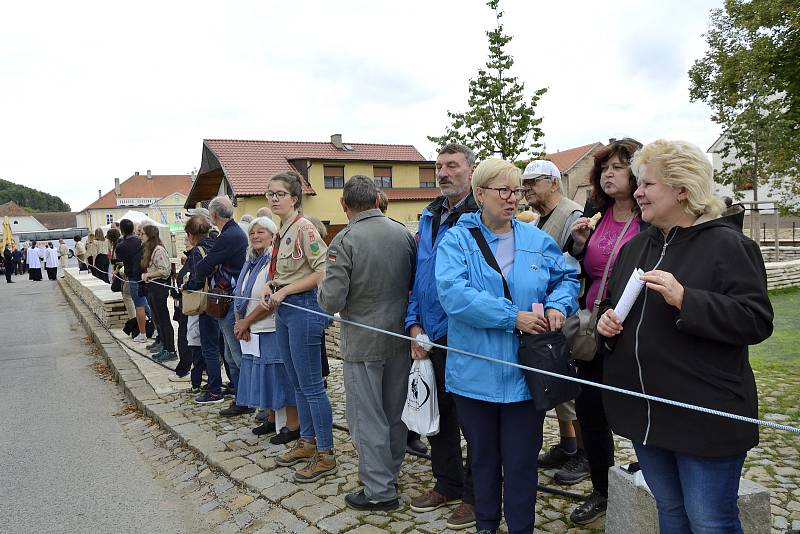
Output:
[522, 176, 553, 187]
[266, 191, 291, 200]
[481, 186, 526, 200]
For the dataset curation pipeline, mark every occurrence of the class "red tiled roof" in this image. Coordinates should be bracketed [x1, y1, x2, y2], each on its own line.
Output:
[546, 142, 603, 173]
[205, 139, 428, 197]
[0, 201, 29, 216]
[83, 174, 192, 211]
[382, 188, 440, 201]
[29, 212, 77, 229]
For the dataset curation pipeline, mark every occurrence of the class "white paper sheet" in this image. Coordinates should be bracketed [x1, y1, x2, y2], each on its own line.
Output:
[240, 332, 260, 357]
[613, 268, 645, 323]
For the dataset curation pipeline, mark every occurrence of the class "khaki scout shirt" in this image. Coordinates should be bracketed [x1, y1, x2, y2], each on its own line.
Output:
[272, 211, 327, 287]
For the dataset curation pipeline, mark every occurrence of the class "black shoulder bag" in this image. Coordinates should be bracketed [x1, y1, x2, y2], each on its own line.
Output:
[468, 227, 581, 412]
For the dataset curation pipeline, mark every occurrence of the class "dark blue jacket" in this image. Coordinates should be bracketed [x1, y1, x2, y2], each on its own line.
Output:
[404, 193, 479, 342]
[114, 234, 144, 281]
[190, 220, 246, 290]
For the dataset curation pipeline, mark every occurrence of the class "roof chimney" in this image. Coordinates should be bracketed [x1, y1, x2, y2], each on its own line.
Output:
[146, 169, 152, 180]
[98, 189, 102, 199]
[191, 170, 197, 183]
[114, 177, 121, 195]
[609, 138, 617, 144]
[331, 133, 344, 150]
[135, 171, 140, 176]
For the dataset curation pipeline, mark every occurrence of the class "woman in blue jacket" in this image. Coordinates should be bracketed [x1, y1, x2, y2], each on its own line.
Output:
[436, 158, 579, 534]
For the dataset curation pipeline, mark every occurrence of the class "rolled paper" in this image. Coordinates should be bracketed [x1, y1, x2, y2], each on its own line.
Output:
[613, 268, 645, 323]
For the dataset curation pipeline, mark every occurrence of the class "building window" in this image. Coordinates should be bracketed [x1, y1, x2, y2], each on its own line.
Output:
[105, 214, 114, 225]
[324, 166, 345, 189]
[373, 166, 392, 189]
[419, 167, 436, 188]
[175, 211, 183, 222]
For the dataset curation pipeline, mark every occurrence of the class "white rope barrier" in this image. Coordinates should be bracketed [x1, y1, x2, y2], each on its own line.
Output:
[81, 261, 800, 435]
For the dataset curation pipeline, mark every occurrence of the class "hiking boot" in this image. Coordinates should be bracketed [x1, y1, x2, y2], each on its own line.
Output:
[554, 450, 590, 485]
[446, 502, 476, 530]
[410, 489, 458, 513]
[294, 449, 337, 483]
[275, 438, 316, 467]
[344, 489, 399, 512]
[570, 491, 607, 524]
[538, 444, 575, 469]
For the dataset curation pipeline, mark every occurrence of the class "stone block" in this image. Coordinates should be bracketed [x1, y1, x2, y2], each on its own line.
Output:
[606, 466, 771, 534]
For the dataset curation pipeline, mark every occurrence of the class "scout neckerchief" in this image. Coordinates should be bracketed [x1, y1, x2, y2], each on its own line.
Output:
[268, 212, 303, 281]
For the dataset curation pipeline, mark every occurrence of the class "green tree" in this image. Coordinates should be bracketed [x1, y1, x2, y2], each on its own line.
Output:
[428, 0, 547, 162]
[689, 0, 800, 217]
[0, 179, 71, 211]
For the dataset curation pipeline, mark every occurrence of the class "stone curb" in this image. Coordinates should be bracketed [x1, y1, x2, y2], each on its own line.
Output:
[58, 278, 318, 532]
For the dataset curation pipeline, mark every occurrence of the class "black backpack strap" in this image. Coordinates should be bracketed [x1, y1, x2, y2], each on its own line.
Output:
[468, 227, 512, 302]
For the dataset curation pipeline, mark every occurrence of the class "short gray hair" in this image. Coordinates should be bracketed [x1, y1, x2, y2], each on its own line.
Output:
[209, 196, 234, 219]
[438, 143, 476, 168]
[239, 214, 253, 224]
[343, 175, 379, 211]
[246, 216, 278, 258]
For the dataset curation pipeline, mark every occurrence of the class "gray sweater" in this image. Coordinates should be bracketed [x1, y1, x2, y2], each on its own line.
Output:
[317, 209, 416, 362]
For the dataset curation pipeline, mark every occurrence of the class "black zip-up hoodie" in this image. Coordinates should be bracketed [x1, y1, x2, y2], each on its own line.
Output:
[599, 206, 774, 457]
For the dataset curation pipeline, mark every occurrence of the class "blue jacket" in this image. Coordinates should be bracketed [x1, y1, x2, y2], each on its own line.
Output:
[404, 194, 479, 341]
[435, 212, 580, 403]
[190, 219, 247, 291]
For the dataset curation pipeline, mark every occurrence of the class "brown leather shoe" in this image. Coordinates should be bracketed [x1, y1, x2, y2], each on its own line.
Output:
[275, 438, 316, 467]
[446, 502, 476, 530]
[410, 489, 458, 513]
[294, 449, 337, 483]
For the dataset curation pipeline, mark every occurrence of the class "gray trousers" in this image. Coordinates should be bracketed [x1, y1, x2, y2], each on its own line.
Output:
[343, 355, 411, 502]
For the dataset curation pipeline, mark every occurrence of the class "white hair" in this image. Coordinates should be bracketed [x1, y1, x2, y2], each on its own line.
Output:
[246, 216, 279, 258]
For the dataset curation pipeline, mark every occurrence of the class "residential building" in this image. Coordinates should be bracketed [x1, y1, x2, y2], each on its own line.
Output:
[77, 171, 193, 231]
[184, 135, 439, 227]
[0, 201, 49, 235]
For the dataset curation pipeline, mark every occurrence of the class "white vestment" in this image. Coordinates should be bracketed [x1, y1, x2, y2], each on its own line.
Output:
[27, 247, 42, 268]
[45, 247, 59, 268]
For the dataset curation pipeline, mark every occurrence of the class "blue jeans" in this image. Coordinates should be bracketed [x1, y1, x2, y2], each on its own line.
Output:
[216, 304, 242, 392]
[199, 313, 224, 395]
[127, 280, 152, 316]
[275, 289, 333, 450]
[634, 443, 746, 534]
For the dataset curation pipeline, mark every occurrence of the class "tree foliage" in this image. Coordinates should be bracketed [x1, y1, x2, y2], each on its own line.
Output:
[689, 0, 800, 210]
[0, 179, 71, 212]
[428, 0, 547, 162]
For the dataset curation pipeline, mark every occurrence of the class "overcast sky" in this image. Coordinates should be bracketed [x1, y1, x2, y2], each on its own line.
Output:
[0, 0, 723, 212]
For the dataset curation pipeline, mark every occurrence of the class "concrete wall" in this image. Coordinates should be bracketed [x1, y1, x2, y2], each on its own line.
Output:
[764, 259, 800, 290]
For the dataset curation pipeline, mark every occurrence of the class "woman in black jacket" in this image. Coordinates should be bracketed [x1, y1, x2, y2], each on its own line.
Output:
[597, 139, 773, 533]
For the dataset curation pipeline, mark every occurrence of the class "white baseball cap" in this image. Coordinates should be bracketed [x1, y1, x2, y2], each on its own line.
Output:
[522, 160, 561, 180]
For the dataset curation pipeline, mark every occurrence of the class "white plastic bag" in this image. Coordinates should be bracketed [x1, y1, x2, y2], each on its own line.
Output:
[401, 359, 440, 437]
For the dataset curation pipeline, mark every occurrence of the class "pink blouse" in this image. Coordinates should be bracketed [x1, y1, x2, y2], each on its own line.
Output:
[583, 212, 639, 311]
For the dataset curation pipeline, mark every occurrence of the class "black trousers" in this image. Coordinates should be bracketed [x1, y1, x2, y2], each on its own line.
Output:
[455, 395, 545, 534]
[427, 338, 474, 504]
[174, 302, 192, 376]
[46, 267, 58, 280]
[146, 280, 175, 352]
[94, 253, 109, 283]
[4, 262, 12, 283]
[574, 354, 615, 496]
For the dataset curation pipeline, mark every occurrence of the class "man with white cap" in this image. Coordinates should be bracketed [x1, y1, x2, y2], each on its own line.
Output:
[521, 160, 589, 482]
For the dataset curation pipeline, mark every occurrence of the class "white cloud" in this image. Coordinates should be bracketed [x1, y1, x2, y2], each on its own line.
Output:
[0, 0, 723, 212]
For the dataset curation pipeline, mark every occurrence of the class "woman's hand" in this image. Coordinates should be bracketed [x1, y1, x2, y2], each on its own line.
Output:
[640, 270, 684, 310]
[570, 217, 592, 251]
[259, 284, 274, 311]
[234, 318, 251, 341]
[141, 273, 149, 281]
[597, 309, 623, 337]
[516, 311, 549, 334]
[545, 309, 565, 331]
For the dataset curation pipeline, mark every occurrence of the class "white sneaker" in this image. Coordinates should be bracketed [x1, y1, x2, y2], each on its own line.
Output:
[133, 334, 147, 342]
[168, 373, 191, 383]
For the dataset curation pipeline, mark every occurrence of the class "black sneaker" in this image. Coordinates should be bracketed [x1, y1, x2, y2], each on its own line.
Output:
[554, 450, 590, 485]
[270, 426, 301, 445]
[344, 490, 399, 512]
[149, 343, 163, 354]
[219, 403, 255, 417]
[538, 444, 575, 469]
[252, 421, 276, 436]
[190, 384, 208, 395]
[194, 391, 225, 404]
[406, 438, 428, 455]
[570, 491, 607, 524]
[222, 384, 235, 397]
[155, 350, 177, 363]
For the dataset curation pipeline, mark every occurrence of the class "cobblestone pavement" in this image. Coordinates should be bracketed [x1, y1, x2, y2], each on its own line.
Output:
[61, 279, 799, 534]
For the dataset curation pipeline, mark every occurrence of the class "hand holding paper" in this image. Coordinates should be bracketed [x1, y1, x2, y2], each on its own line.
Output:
[613, 268, 645, 323]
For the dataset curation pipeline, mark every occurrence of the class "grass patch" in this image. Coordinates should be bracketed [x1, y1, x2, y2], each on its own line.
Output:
[750, 287, 800, 370]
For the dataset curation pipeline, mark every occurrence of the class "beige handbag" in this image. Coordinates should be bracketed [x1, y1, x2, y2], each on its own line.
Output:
[182, 247, 208, 316]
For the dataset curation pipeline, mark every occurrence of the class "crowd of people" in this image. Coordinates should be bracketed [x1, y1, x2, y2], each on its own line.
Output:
[48, 138, 772, 534]
[3, 239, 70, 283]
